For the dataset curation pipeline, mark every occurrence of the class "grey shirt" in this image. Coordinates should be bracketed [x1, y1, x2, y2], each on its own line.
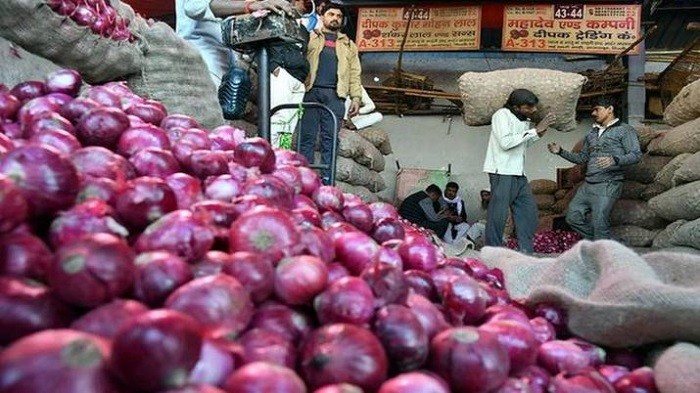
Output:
[559, 120, 642, 183]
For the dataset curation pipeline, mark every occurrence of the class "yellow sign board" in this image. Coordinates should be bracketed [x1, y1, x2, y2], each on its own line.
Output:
[502, 4, 642, 55]
[357, 6, 481, 52]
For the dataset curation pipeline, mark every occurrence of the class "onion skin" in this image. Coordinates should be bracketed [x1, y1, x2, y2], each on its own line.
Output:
[372, 304, 429, 373]
[378, 372, 450, 393]
[224, 361, 306, 393]
[70, 299, 149, 339]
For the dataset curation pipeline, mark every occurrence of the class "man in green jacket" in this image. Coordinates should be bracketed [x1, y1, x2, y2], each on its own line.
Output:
[299, 1, 362, 184]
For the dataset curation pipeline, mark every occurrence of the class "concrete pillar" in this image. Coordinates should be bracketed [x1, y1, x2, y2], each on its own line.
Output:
[626, 32, 647, 127]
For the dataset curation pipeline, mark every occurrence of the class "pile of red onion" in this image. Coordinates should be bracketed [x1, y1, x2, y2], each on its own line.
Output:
[505, 230, 583, 254]
[0, 69, 659, 393]
[45, 0, 135, 42]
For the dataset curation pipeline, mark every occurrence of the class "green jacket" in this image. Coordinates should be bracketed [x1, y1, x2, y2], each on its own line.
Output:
[305, 29, 363, 103]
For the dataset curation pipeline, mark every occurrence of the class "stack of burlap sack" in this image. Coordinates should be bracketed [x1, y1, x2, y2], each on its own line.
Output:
[529, 179, 562, 232]
[333, 127, 393, 203]
[0, 0, 225, 129]
[479, 240, 700, 393]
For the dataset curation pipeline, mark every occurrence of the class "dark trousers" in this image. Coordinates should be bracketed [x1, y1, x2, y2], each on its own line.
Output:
[485, 173, 539, 254]
[565, 180, 622, 240]
[299, 87, 346, 183]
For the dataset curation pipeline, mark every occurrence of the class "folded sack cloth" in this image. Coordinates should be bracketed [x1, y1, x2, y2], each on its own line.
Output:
[479, 240, 700, 348]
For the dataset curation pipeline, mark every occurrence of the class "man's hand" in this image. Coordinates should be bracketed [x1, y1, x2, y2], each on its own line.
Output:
[347, 100, 361, 118]
[547, 142, 561, 154]
[536, 112, 556, 136]
[250, 0, 294, 16]
[595, 156, 616, 169]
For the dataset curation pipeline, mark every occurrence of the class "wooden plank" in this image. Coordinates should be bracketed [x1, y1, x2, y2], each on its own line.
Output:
[365, 84, 461, 99]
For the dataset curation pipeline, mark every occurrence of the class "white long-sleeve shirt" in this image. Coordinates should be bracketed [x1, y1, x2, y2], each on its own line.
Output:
[482, 107, 540, 176]
[175, 0, 234, 85]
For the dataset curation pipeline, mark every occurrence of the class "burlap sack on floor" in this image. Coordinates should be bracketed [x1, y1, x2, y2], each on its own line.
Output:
[663, 79, 700, 127]
[671, 151, 700, 186]
[609, 199, 668, 230]
[669, 217, 700, 250]
[551, 185, 579, 214]
[654, 153, 692, 189]
[457, 68, 586, 132]
[611, 225, 660, 247]
[554, 188, 568, 200]
[640, 182, 667, 201]
[479, 240, 700, 347]
[647, 117, 700, 157]
[366, 170, 386, 193]
[335, 156, 372, 187]
[357, 126, 393, 155]
[621, 180, 647, 200]
[624, 154, 674, 184]
[534, 194, 555, 211]
[653, 342, 700, 393]
[126, 21, 224, 129]
[651, 219, 687, 249]
[636, 125, 668, 152]
[0, 0, 143, 83]
[337, 128, 364, 159]
[648, 180, 700, 221]
[335, 181, 379, 203]
[530, 179, 558, 195]
[355, 136, 385, 172]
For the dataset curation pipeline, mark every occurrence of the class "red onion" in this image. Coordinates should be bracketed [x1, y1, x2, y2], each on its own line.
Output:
[135, 209, 215, 262]
[0, 93, 22, 121]
[512, 365, 551, 393]
[549, 369, 615, 393]
[537, 340, 590, 374]
[188, 339, 237, 387]
[274, 148, 309, 167]
[111, 309, 203, 392]
[326, 262, 351, 283]
[479, 319, 539, 372]
[192, 251, 231, 278]
[188, 150, 230, 179]
[161, 114, 200, 131]
[274, 255, 328, 305]
[117, 124, 171, 157]
[398, 237, 439, 272]
[300, 324, 388, 391]
[0, 277, 74, 345]
[222, 251, 275, 303]
[204, 174, 243, 202]
[129, 147, 181, 177]
[297, 226, 336, 263]
[613, 366, 658, 393]
[133, 251, 194, 307]
[23, 111, 75, 138]
[334, 231, 380, 275]
[314, 383, 364, 393]
[369, 201, 399, 222]
[272, 164, 303, 195]
[313, 185, 345, 212]
[165, 274, 253, 340]
[534, 302, 568, 336]
[298, 165, 322, 195]
[84, 85, 121, 108]
[70, 146, 136, 181]
[567, 337, 606, 367]
[361, 263, 408, 308]
[70, 299, 149, 339]
[529, 317, 556, 344]
[75, 176, 121, 205]
[76, 107, 130, 148]
[126, 102, 166, 125]
[378, 372, 450, 393]
[373, 304, 429, 372]
[237, 328, 296, 368]
[240, 175, 295, 210]
[315, 276, 375, 325]
[28, 128, 82, 155]
[429, 327, 510, 393]
[210, 125, 245, 150]
[47, 199, 128, 248]
[10, 81, 46, 103]
[342, 202, 374, 233]
[116, 176, 178, 230]
[0, 329, 120, 392]
[45, 69, 82, 97]
[443, 275, 488, 325]
[234, 137, 276, 173]
[0, 231, 52, 281]
[224, 361, 306, 393]
[0, 145, 79, 216]
[597, 365, 630, 386]
[248, 300, 315, 344]
[0, 174, 28, 234]
[229, 206, 300, 263]
[166, 172, 204, 209]
[404, 270, 438, 301]
[48, 233, 135, 308]
[59, 97, 101, 123]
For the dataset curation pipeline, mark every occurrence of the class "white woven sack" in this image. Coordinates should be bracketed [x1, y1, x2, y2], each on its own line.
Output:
[458, 68, 586, 132]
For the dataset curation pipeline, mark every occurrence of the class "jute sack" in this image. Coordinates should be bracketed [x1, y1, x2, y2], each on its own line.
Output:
[611, 225, 660, 247]
[663, 79, 700, 127]
[335, 156, 372, 187]
[647, 117, 700, 157]
[669, 217, 700, 250]
[640, 182, 666, 201]
[530, 179, 558, 195]
[651, 219, 687, 249]
[671, 151, 700, 186]
[621, 180, 647, 200]
[126, 21, 224, 129]
[0, 0, 143, 83]
[335, 181, 379, 203]
[534, 194, 555, 211]
[551, 185, 579, 214]
[609, 199, 668, 230]
[554, 188, 568, 200]
[648, 180, 700, 221]
[0, 37, 63, 89]
[457, 68, 586, 132]
[624, 154, 674, 184]
[337, 128, 363, 159]
[357, 127, 393, 155]
[355, 136, 385, 172]
[654, 153, 692, 189]
[653, 343, 700, 393]
[479, 240, 700, 347]
[635, 125, 668, 152]
[366, 170, 386, 193]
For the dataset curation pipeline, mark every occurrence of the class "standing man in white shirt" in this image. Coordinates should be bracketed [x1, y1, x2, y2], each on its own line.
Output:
[483, 89, 556, 253]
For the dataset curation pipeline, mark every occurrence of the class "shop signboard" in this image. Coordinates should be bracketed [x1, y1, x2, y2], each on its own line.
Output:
[357, 6, 482, 52]
[502, 4, 642, 55]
